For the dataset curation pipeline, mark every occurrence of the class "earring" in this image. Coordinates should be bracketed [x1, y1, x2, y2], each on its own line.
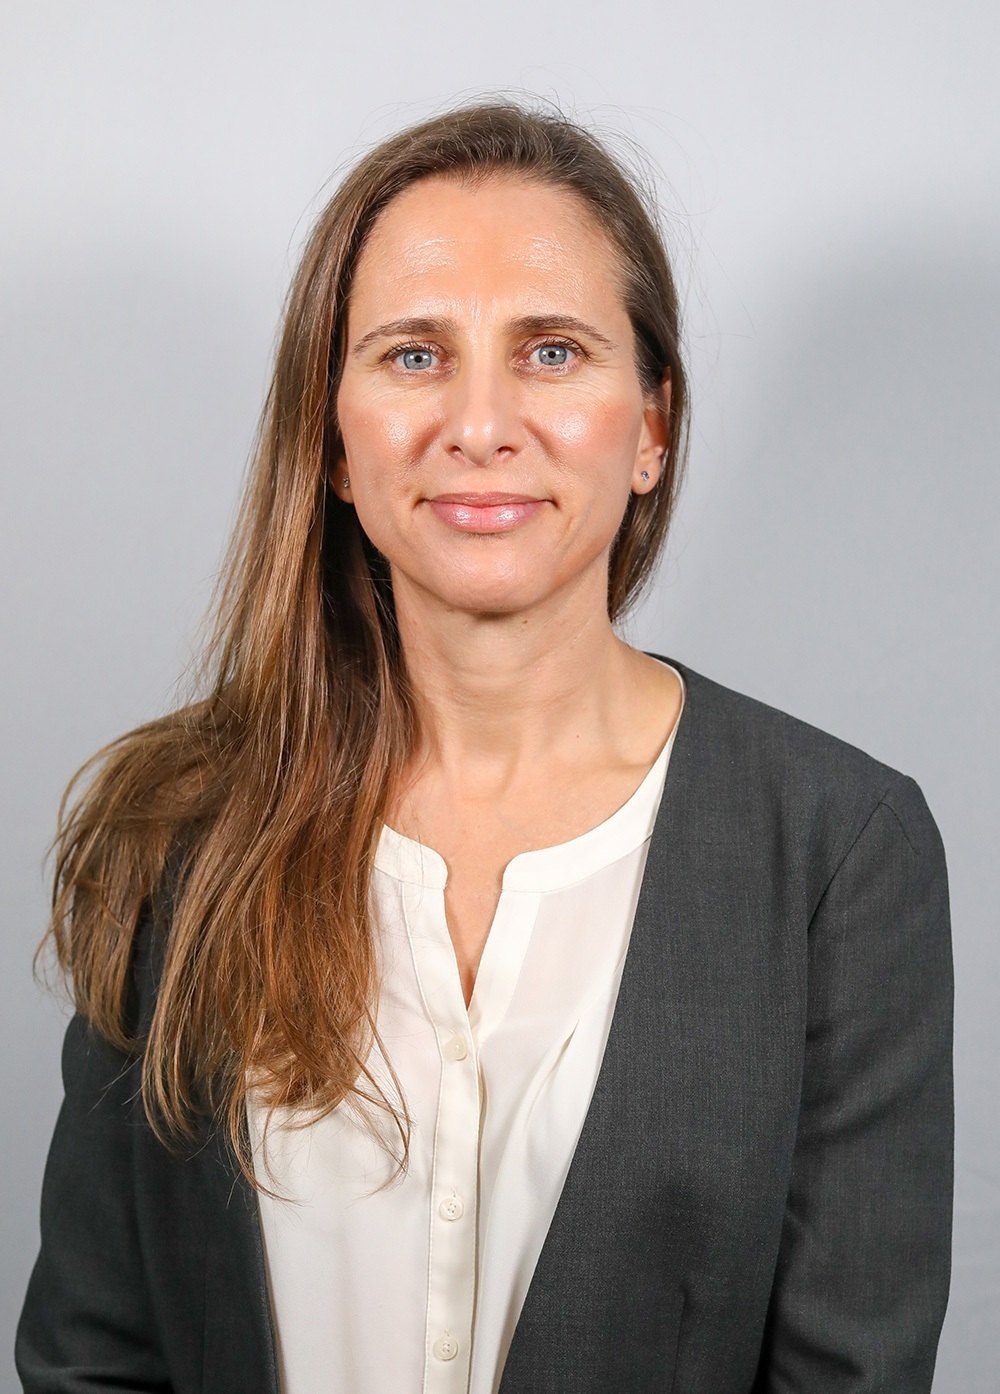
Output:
[343, 477, 350, 487]
[641, 471, 650, 481]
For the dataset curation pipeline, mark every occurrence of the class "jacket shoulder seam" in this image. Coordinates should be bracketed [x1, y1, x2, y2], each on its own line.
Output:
[878, 794, 921, 857]
[810, 784, 895, 925]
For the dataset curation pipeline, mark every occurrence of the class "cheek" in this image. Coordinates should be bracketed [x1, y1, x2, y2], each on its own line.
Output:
[382, 410, 424, 458]
[544, 391, 642, 462]
[338, 386, 436, 464]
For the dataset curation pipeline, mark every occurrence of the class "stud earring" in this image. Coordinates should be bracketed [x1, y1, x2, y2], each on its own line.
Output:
[641, 471, 650, 481]
[343, 477, 350, 487]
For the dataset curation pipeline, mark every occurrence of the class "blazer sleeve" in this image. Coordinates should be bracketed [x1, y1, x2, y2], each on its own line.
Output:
[755, 774, 954, 1393]
[15, 917, 173, 1392]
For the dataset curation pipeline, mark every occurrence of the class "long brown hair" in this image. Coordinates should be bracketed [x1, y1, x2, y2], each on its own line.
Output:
[37, 97, 690, 1191]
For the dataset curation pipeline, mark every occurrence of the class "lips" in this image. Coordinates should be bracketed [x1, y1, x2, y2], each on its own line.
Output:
[426, 495, 548, 533]
[429, 493, 542, 505]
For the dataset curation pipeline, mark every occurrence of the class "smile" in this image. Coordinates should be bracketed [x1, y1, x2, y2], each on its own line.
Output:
[426, 498, 548, 533]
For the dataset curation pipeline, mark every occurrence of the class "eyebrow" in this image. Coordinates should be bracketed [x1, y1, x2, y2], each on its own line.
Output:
[350, 313, 619, 357]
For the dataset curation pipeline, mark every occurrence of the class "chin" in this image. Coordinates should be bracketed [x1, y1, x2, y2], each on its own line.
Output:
[446, 593, 543, 620]
[431, 572, 553, 619]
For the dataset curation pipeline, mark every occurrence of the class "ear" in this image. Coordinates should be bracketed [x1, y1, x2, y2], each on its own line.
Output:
[632, 370, 672, 495]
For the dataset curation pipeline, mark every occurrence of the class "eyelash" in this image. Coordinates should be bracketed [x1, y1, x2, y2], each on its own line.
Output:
[381, 336, 585, 371]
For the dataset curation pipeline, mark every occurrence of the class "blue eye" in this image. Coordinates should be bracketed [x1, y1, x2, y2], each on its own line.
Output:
[400, 348, 434, 370]
[536, 343, 570, 366]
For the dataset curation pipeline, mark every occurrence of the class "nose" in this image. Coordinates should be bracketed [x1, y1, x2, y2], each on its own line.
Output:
[439, 350, 525, 467]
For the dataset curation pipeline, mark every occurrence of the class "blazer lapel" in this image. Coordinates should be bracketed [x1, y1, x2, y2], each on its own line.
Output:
[137, 868, 282, 1394]
[498, 653, 805, 1393]
[198, 1119, 283, 1394]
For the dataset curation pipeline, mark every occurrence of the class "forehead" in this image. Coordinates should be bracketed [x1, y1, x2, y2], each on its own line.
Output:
[348, 174, 627, 323]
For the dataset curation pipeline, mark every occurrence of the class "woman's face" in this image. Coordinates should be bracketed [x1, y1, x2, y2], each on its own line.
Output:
[334, 173, 668, 619]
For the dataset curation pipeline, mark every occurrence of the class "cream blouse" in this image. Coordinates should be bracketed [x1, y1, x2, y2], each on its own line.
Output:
[247, 659, 686, 1394]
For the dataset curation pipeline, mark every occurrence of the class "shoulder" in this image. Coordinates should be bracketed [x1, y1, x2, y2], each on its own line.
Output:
[655, 653, 944, 871]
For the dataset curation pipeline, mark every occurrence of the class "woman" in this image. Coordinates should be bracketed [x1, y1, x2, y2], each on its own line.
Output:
[16, 100, 953, 1394]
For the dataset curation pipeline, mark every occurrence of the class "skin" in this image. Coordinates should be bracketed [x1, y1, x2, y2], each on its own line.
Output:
[334, 173, 684, 1006]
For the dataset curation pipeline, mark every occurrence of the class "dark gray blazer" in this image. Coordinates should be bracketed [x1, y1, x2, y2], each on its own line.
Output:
[16, 654, 954, 1393]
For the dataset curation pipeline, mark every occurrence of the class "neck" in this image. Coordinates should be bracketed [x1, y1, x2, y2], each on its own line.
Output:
[389, 570, 659, 795]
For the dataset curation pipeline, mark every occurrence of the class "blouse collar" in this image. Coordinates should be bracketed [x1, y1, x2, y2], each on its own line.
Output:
[374, 662, 686, 895]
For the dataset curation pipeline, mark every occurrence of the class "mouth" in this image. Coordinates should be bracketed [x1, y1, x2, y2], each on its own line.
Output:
[430, 492, 543, 505]
[425, 493, 548, 534]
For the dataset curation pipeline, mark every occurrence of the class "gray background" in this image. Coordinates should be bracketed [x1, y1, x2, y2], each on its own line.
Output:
[2, 1, 996, 1387]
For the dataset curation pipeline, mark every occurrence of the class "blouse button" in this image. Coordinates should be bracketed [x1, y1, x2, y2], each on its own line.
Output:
[444, 1034, 469, 1061]
[439, 1194, 465, 1221]
[433, 1333, 460, 1361]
